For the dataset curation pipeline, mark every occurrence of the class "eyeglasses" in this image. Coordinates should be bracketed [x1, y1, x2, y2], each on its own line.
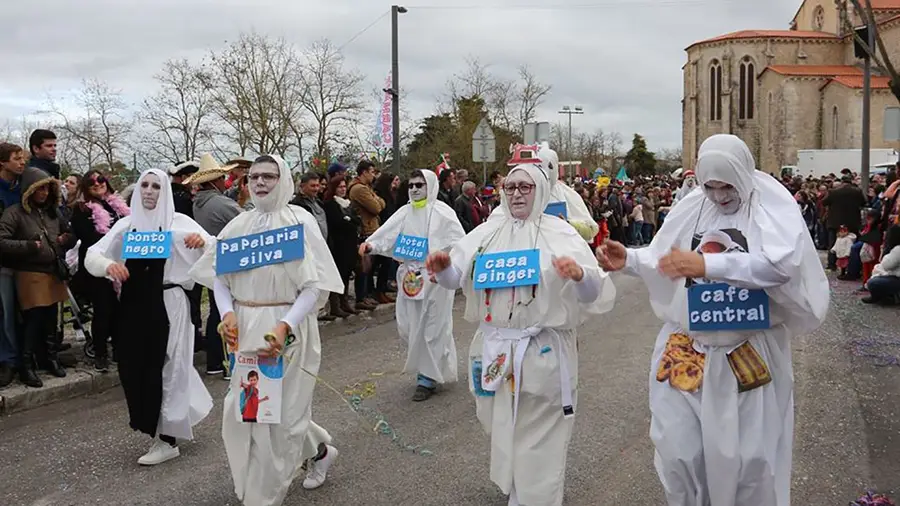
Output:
[249, 173, 280, 183]
[503, 183, 535, 196]
[90, 176, 107, 186]
[409, 182, 426, 189]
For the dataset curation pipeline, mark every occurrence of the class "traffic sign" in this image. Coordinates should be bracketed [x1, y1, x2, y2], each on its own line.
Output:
[523, 122, 550, 145]
[472, 117, 496, 163]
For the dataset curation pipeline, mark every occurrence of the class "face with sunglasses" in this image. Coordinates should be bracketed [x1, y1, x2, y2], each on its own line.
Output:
[87, 174, 109, 199]
[408, 176, 428, 202]
[503, 170, 537, 220]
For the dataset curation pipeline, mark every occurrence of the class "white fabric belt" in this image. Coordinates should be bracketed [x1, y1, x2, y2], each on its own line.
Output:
[478, 322, 575, 426]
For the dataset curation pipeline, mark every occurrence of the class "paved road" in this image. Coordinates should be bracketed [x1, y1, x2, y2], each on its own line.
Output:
[1, 272, 898, 506]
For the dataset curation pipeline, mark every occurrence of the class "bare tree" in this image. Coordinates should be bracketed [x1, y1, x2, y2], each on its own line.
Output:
[1, 116, 43, 149]
[513, 65, 552, 132]
[137, 58, 217, 165]
[209, 33, 304, 161]
[838, 0, 900, 102]
[298, 39, 365, 159]
[45, 78, 132, 171]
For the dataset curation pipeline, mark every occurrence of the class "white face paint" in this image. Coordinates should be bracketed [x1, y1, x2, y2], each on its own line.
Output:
[140, 173, 162, 210]
[684, 176, 697, 189]
[249, 162, 280, 198]
[408, 176, 427, 202]
[703, 180, 741, 214]
[504, 170, 537, 220]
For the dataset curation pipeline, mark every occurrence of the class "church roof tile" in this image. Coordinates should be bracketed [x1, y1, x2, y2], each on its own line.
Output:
[686, 30, 839, 50]
[763, 65, 864, 77]
[825, 75, 893, 89]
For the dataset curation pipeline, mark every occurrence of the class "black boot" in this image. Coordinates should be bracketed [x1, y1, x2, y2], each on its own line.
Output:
[19, 367, 42, 388]
[0, 363, 14, 388]
[44, 327, 66, 378]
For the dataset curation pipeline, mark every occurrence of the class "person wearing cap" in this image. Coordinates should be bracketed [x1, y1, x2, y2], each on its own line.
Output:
[673, 169, 698, 206]
[186, 154, 244, 378]
[223, 157, 252, 192]
[169, 161, 200, 218]
[326, 162, 347, 180]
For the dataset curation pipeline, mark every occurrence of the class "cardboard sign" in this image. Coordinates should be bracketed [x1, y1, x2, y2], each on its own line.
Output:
[544, 201, 568, 220]
[217, 225, 304, 275]
[121, 231, 172, 259]
[687, 282, 771, 331]
[393, 234, 429, 262]
[234, 353, 283, 424]
[473, 249, 540, 290]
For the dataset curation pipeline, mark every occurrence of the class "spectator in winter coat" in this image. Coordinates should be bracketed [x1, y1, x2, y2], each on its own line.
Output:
[0, 143, 26, 387]
[348, 160, 386, 308]
[823, 176, 867, 269]
[27, 129, 60, 179]
[454, 181, 481, 233]
[0, 167, 77, 387]
[292, 172, 329, 242]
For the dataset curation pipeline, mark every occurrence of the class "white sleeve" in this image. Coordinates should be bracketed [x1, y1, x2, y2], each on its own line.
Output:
[703, 252, 792, 289]
[573, 267, 602, 303]
[624, 247, 657, 279]
[280, 287, 321, 328]
[435, 264, 462, 290]
[213, 278, 235, 318]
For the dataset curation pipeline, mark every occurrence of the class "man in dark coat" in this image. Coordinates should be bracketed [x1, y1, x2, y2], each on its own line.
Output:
[823, 176, 867, 269]
[168, 161, 199, 218]
[27, 130, 61, 179]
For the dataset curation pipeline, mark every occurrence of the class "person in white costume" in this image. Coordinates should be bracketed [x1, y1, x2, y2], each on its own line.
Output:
[85, 168, 213, 466]
[672, 169, 698, 205]
[359, 169, 465, 401]
[427, 161, 616, 506]
[491, 143, 599, 241]
[190, 155, 344, 506]
[597, 134, 828, 506]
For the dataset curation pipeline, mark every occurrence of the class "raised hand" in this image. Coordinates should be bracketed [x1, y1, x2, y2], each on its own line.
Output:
[425, 251, 451, 275]
[552, 255, 584, 282]
[596, 240, 627, 272]
[658, 247, 706, 279]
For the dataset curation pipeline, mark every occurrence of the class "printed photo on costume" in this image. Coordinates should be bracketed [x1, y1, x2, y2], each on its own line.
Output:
[685, 228, 748, 287]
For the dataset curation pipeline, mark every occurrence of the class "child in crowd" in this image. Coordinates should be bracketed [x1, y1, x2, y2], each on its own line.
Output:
[832, 224, 856, 277]
[858, 209, 883, 287]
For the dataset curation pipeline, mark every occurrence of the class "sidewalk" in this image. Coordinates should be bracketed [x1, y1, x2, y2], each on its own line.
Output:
[0, 301, 396, 416]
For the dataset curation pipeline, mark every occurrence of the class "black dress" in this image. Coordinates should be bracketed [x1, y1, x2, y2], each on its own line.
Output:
[116, 257, 170, 437]
[323, 199, 360, 287]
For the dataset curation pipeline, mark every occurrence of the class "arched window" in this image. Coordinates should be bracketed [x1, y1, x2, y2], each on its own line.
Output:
[739, 57, 755, 120]
[813, 5, 825, 31]
[709, 60, 722, 121]
[832, 106, 839, 146]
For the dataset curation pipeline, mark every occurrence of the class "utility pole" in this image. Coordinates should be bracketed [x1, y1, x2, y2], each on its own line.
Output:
[390, 6, 407, 174]
[558, 105, 583, 175]
[861, 20, 875, 194]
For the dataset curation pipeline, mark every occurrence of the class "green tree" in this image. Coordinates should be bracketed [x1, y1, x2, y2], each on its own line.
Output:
[624, 134, 657, 178]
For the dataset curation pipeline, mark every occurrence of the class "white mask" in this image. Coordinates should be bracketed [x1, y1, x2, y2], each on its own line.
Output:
[249, 162, 280, 211]
[704, 184, 741, 215]
[140, 173, 162, 210]
[408, 176, 427, 202]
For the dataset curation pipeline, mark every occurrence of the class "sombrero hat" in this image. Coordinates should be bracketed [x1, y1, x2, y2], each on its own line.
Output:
[184, 154, 236, 185]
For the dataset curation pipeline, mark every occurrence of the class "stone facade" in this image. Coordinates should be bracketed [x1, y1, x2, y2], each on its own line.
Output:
[682, 0, 900, 172]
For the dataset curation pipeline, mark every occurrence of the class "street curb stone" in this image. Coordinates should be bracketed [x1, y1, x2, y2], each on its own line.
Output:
[0, 302, 396, 416]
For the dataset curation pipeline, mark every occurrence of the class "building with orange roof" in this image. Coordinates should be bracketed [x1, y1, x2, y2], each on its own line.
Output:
[683, 0, 900, 172]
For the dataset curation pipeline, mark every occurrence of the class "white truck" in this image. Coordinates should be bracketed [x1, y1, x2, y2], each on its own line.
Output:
[794, 149, 898, 179]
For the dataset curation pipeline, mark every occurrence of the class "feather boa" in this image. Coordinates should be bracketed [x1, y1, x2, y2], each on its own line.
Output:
[84, 194, 131, 234]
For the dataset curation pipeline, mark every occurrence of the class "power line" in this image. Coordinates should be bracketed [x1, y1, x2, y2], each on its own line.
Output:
[338, 10, 390, 51]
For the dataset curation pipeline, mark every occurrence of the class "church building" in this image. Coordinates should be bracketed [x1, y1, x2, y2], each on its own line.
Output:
[682, 0, 900, 172]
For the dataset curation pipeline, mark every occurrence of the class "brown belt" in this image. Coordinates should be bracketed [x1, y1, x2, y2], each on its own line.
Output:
[233, 299, 294, 308]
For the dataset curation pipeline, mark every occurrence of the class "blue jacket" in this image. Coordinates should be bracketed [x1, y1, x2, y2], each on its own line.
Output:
[0, 177, 20, 216]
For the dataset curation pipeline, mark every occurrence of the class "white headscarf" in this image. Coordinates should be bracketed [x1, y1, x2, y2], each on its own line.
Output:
[250, 154, 294, 214]
[129, 168, 175, 232]
[637, 134, 828, 335]
[450, 162, 614, 329]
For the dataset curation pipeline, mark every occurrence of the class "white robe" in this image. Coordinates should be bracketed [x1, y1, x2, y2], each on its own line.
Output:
[190, 155, 344, 506]
[85, 214, 214, 440]
[624, 134, 828, 506]
[442, 163, 616, 505]
[365, 170, 465, 384]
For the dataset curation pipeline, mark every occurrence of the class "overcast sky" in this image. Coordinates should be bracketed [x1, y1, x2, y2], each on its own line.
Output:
[0, 0, 800, 152]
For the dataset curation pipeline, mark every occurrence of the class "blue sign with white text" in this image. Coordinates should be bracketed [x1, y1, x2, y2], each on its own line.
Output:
[687, 282, 771, 331]
[217, 224, 304, 275]
[393, 234, 429, 262]
[473, 249, 541, 290]
[121, 231, 172, 259]
[544, 201, 568, 220]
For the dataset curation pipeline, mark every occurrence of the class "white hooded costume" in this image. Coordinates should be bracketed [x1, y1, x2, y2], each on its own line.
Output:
[365, 169, 465, 385]
[436, 162, 616, 505]
[189, 155, 344, 506]
[622, 135, 828, 506]
[491, 143, 599, 241]
[672, 170, 698, 206]
[85, 168, 213, 441]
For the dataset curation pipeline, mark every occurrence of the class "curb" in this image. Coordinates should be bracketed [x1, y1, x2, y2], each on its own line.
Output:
[0, 302, 397, 417]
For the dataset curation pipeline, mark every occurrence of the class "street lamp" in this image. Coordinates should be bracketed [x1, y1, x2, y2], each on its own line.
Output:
[391, 5, 407, 173]
[558, 105, 584, 164]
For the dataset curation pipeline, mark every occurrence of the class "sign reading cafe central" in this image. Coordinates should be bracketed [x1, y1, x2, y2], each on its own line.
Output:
[216, 224, 304, 275]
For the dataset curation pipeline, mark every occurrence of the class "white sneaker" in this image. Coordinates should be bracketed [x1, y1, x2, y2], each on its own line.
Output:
[137, 439, 180, 466]
[302, 445, 338, 490]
